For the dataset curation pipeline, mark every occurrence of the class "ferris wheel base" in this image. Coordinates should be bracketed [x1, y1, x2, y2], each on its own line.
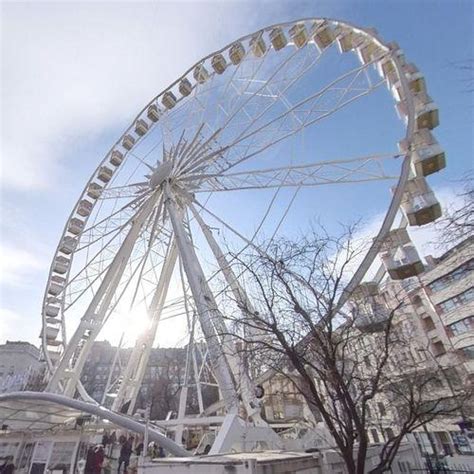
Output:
[210, 414, 283, 454]
[0, 391, 322, 456]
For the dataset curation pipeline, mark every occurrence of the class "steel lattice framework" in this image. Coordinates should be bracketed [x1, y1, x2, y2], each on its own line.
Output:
[38, 18, 444, 451]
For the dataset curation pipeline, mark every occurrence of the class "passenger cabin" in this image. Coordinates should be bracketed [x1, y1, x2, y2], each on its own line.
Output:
[229, 42, 245, 65]
[53, 256, 70, 274]
[387, 42, 406, 66]
[377, 57, 397, 86]
[392, 64, 427, 103]
[48, 276, 65, 296]
[313, 21, 335, 50]
[110, 150, 124, 167]
[289, 23, 309, 48]
[45, 305, 60, 318]
[404, 63, 426, 94]
[400, 177, 442, 226]
[380, 228, 424, 280]
[269, 27, 287, 51]
[68, 217, 84, 235]
[43, 326, 60, 340]
[351, 282, 389, 332]
[335, 26, 356, 52]
[87, 182, 103, 200]
[98, 166, 113, 183]
[356, 39, 383, 65]
[211, 54, 227, 74]
[250, 34, 266, 57]
[162, 91, 177, 110]
[77, 199, 93, 217]
[59, 236, 77, 255]
[194, 64, 209, 84]
[414, 93, 439, 130]
[147, 104, 160, 122]
[122, 134, 135, 150]
[135, 119, 149, 136]
[179, 78, 192, 96]
[398, 129, 445, 177]
[412, 143, 446, 177]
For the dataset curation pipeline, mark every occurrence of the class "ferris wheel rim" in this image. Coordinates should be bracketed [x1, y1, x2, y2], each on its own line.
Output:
[40, 17, 417, 374]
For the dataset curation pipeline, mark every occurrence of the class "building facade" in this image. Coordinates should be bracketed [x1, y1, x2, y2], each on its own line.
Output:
[411, 236, 474, 379]
[0, 341, 44, 393]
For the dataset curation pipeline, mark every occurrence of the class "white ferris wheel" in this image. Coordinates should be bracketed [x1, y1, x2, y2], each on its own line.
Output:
[40, 18, 445, 434]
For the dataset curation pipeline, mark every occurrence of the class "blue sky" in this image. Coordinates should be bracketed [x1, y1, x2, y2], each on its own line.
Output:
[1, 0, 473, 347]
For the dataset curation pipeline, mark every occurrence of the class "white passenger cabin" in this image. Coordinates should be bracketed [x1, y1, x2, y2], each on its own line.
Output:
[399, 177, 441, 226]
[250, 34, 266, 57]
[229, 42, 245, 65]
[289, 23, 309, 48]
[380, 228, 424, 280]
[398, 129, 445, 177]
[211, 54, 227, 74]
[269, 27, 287, 51]
[313, 21, 335, 50]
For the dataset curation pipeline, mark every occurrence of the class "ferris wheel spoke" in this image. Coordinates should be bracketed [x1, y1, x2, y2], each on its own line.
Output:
[178, 45, 325, 176]
[182, 60, 385, 177]
[47, 190, 163, 395]
[69, 199, 150, 286]
[98, 182, 150, 200]
[186, 152, 400, 192]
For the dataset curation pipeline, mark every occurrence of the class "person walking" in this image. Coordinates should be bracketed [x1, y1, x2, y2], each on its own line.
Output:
[117, 437, 133, 473]
[91, 445, 105, 474]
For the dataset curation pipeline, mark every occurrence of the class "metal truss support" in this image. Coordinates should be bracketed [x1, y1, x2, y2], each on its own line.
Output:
[165, 190, 239, 415]
[189, 203, 266, 425]
[47, 192, 161, 397]
[112, 241, 178, 414]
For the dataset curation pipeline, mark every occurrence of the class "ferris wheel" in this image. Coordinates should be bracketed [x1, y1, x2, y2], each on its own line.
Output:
[40, 18, 445, 424]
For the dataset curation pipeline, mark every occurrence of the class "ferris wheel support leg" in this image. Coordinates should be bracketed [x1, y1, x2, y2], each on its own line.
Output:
[189, 204, 266, 425]
[175, 294, 199, 443]
[112, 241, 179, 414]
[192, 337, 205, 414]
[47, 193, 161, 397]
[102, 333, 124, 405]
[166, 193, 239, 415]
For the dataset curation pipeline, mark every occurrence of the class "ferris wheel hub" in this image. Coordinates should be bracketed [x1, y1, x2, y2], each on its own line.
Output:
[149, 160, 173, 188]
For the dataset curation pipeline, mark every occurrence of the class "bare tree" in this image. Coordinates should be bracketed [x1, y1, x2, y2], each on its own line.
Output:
[436, 172, 474, 248]
[220, 225, 467, 474]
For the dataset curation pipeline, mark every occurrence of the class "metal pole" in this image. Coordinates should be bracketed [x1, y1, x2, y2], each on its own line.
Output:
[101, 332, 124, 405]
[189, 203, 265, 425]
[165, 189, 239, 414]
[113, 242, 178, 414]
[47, 191, 161, 396]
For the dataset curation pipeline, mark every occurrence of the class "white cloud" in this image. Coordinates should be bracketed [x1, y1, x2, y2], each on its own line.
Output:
[0, 241, 45, 288]
[0, 307, 33, 343]
[0, 2, 257, 190]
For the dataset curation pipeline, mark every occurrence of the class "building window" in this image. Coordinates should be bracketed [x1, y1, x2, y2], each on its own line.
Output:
[448, 316, 474, 336]
[412, 295, 423, 307]
[371, 429, 380, 443]
[385, 427, 395, 440]
[432, 341, 446, 357]
[422, 316, 436, 331]
[378, 402, 386, 417]
[429, 259, 474, 292]
[460, 345, 474, 360]
[438, 287, 474, 314]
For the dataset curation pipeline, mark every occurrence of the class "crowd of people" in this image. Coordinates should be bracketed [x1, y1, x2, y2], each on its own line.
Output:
[81, 431, 166, 473]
